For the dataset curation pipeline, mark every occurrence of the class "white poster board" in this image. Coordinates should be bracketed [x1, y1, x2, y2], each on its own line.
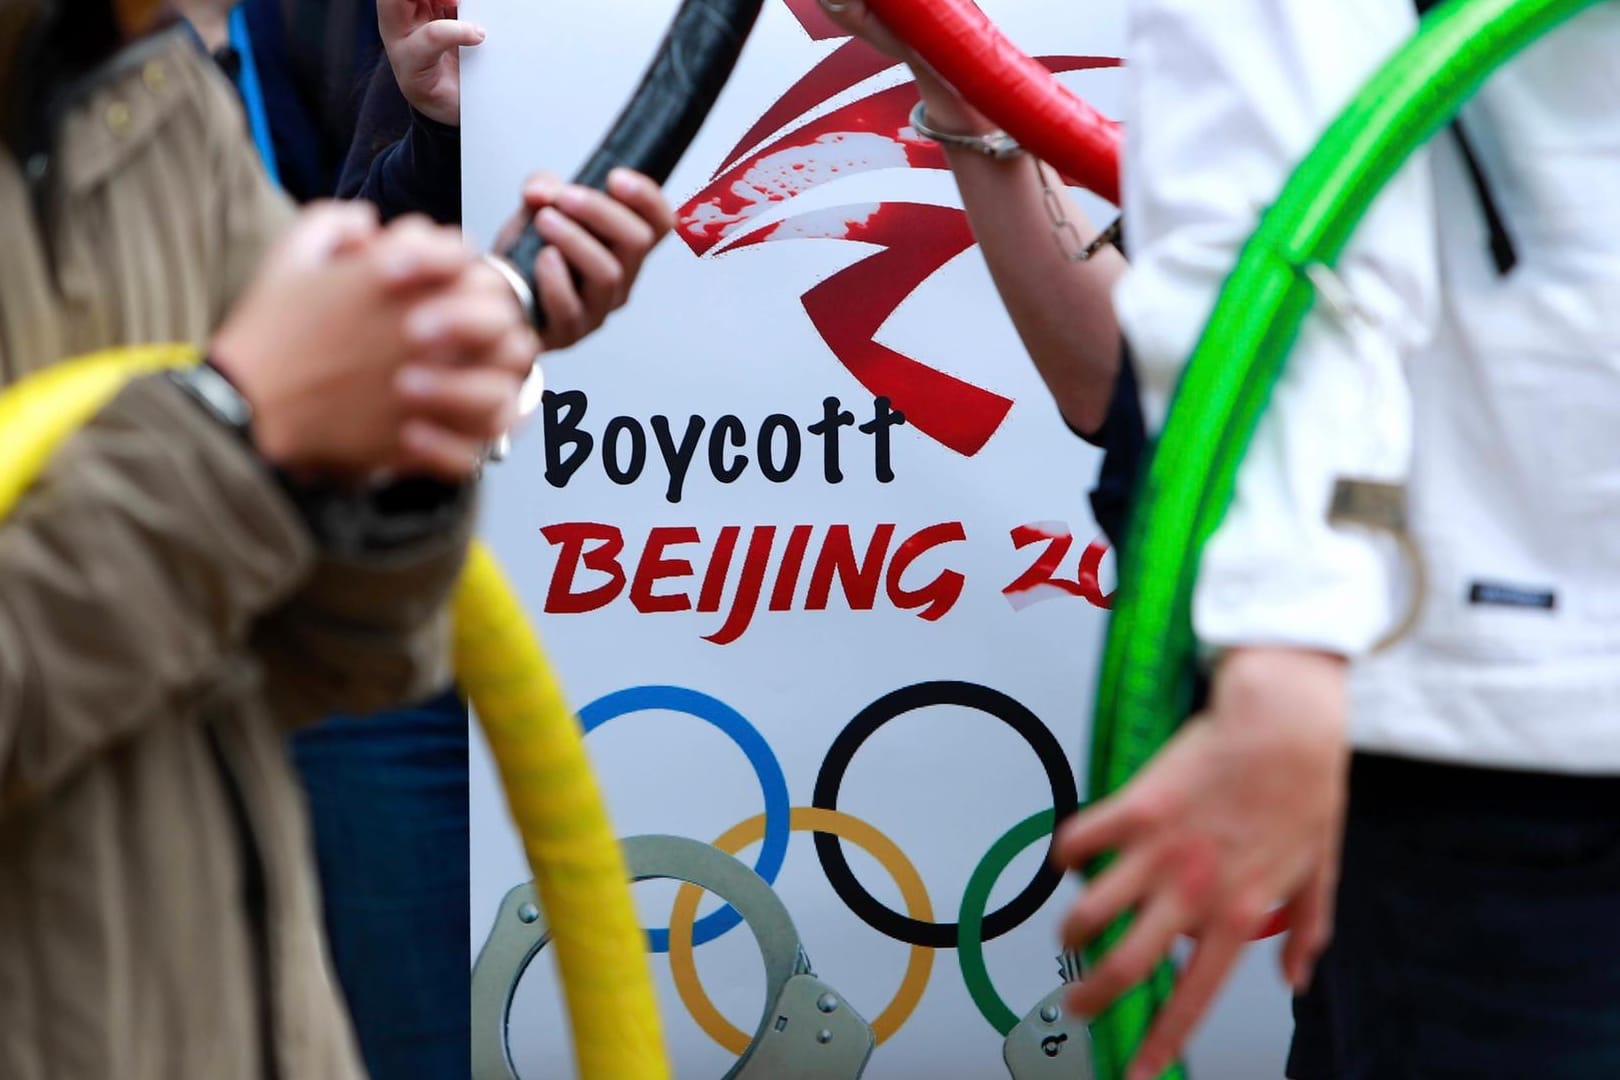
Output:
[462, 2, 1292, 1075]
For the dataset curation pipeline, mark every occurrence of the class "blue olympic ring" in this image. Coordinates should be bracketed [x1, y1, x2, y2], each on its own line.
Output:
[578, 685, 791, 951]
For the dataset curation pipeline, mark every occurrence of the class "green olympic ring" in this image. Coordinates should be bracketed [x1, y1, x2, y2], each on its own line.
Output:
[958, 808, 1065, 1036]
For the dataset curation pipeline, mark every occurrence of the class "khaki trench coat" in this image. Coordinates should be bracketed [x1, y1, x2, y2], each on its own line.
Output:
[0, 29, 467, 1080]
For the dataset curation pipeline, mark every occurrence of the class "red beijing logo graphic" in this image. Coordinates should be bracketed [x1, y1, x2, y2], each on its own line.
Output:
[676, 0, 1121, 458]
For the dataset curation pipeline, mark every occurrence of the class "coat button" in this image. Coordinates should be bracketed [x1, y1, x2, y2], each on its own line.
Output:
[142, 61, 167, 95]
[106, 101, 132, 137]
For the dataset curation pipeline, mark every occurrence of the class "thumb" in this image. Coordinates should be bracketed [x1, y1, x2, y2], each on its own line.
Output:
[408, 18, 487, 63]
[1280, 856, 1337, 993]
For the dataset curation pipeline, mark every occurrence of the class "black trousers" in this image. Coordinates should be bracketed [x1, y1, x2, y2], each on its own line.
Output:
[1288, 753, 1620, 1079]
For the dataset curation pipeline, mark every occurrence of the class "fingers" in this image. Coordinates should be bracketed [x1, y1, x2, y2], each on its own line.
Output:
[534, 244, 589, 347]
[493, 169, 671, 349]
[384, 322, 532, 483]
[1054, 786, 1166, 872]
[371, 215, 474, 292]
[534, 206, 623, 317]
[817, 1, 867, 39]
[1060, 848, 1156, 954]
[392, 419, 487, 482]
[1064, 890, 1185, 1019]
[277, 201, 381, 271]
[1129, 930, 1247, 1080]
[817, 0, 915, 63]
[519, 171, 565, 211]
[488, 172, 561, 255]
[1252, 906, 1291, 941]
[405, 289, 533, 363]
[552, 187, 654, 293]
[397, 366, 520, 441]
[606, 168, 676, 242]
[413, 17, 486, 56]
[465, 322, 543, 384]
[375, 0, 426, 37]
[1281, 857, 1337, 992]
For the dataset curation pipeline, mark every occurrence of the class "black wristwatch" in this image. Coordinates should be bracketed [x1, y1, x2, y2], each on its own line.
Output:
[165, 358, 469, 556]
[165, 358, 255, 446]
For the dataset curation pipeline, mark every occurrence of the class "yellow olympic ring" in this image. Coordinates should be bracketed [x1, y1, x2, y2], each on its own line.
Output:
[667, 807, 935, 1054]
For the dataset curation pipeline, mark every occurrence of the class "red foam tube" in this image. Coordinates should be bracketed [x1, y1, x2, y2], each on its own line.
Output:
[865, 0, 1122, 205]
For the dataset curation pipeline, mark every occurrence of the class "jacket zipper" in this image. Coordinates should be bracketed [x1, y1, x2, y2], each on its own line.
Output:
[204, 725, 281, 1080]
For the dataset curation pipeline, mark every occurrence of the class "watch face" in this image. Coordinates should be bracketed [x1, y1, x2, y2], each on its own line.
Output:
[173, 364, 251, 433]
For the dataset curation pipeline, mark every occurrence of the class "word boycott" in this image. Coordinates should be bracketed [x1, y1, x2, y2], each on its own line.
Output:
[541, 390, 908, 503]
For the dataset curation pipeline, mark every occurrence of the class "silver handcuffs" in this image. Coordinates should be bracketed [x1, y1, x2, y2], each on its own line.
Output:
[471, 835, 875, 1079]
[1002, 953, 1095, 1079]
[908, 100, 1025, 161]
[480, 253, 545, 463]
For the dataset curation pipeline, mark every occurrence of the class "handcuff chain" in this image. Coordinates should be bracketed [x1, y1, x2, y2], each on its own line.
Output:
[1034, 159, 1119, 264]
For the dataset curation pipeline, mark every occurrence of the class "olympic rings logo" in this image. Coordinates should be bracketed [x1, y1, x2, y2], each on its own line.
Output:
[578, 680, 1088, 1044]
[572, 680, 1286, 1051]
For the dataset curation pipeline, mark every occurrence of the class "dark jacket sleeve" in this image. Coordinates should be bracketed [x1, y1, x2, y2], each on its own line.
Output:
[336, 59, 463, 225]
[1070, 343, 1147, 556]
[253, 479, 475, 730]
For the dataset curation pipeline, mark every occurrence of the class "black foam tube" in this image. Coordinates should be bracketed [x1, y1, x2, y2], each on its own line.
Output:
[500, 0, 767, 329]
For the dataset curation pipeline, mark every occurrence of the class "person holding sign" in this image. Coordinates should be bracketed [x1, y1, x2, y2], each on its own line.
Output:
[292, 6, 677, 1080]
[825, 1, 1620, 1078]
[341, 3, 675, 346]
[815, 0, 1140, 550]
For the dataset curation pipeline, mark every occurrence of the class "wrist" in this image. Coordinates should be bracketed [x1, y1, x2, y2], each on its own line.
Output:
[1217, 646, 1350, 690]
[1212, 647, 1350, 737]
[205, 338, 306, 471]
[411, 105, 463, 135]
[411, 99, 460, 130]
[910, 67, 992, 135]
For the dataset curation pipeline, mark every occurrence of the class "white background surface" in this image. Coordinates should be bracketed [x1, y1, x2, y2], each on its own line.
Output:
[462, 2, 1293, 1076]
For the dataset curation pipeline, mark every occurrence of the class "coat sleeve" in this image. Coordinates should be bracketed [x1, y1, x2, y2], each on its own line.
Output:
[196, 50, 475, 728]
[0, 49, 475, 816]
[1113, 0, 1440, 657]
[0, 370, 474, 815]
[250, 480, 475, 730]
[0, 376, 316, 815]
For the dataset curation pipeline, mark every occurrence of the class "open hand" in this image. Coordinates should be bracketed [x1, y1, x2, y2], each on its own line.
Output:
[1052, 647, 1350, 1080]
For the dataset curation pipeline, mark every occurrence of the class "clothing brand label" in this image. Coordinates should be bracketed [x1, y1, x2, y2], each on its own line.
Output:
[1468, 581, 1557, 611]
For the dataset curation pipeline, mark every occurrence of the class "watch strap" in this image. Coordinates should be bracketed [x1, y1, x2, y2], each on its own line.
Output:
[165, 359, 254, 444]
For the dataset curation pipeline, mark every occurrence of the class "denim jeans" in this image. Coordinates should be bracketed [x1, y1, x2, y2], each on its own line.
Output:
[293, 688, 470, 1080]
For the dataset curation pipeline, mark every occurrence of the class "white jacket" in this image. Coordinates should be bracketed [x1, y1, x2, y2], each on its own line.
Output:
[1114, 0, 1620, 773]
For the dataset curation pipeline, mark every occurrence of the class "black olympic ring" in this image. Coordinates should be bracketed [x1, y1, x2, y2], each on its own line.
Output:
[811, 680, 1079, 949]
